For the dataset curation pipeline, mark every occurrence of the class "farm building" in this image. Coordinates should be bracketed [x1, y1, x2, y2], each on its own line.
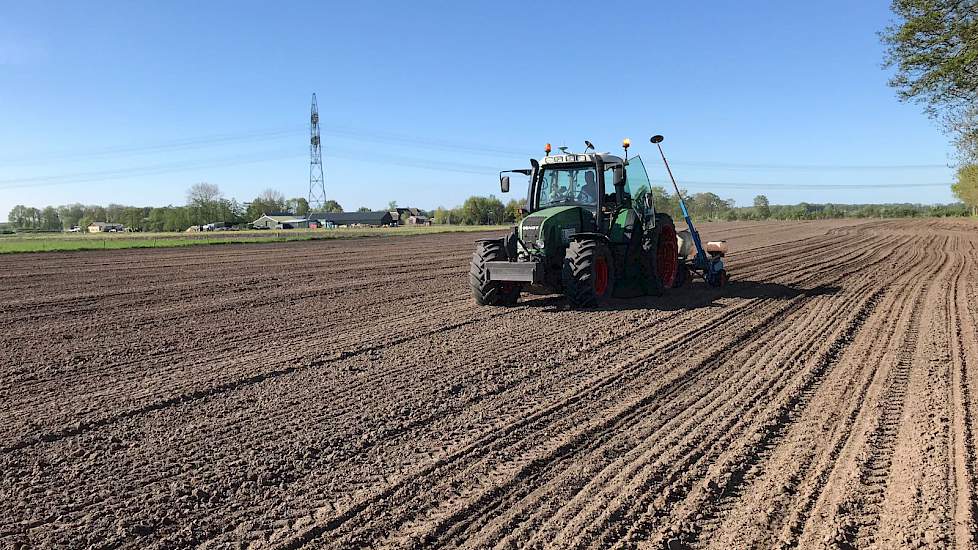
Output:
[251, 214, 310, 229]
[308, 211, 394, 227]
[87, 222, 125, 233]
[388, 207, 428, 225]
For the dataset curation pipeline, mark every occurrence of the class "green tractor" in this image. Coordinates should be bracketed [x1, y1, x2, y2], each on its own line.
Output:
[470, 136, 726, 308]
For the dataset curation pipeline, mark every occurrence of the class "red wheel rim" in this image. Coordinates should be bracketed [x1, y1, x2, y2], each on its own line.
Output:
[657, 226, 678, 287]
[594, 256, 609, 296]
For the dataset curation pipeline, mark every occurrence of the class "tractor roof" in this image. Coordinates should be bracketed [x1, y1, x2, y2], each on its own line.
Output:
[541, 153, 625, 166]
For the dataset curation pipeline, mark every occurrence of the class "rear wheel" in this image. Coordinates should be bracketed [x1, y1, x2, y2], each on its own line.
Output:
[563, 239, 615, 307]
[655, 220, 678, 288]
[470, 241, 520, 306]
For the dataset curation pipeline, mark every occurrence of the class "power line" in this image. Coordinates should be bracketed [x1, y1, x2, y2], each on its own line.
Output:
[0, 123, 953, 171]
[0, 150, 304, 190]
[0, 126, 304, 166]
[0, 146, 953, 193]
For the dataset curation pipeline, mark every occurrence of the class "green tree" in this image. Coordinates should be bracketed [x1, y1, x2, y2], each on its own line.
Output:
[164, 207, 191, 232]
[357, 206, 371, 212]
[504, 199, 524, 222]
[106, 203, 127, 223]
[246, 189, 286, 221]
[88, 205, 107, 223]
[146, 207, 167, 232]
[8, 205, 29, 228]
[120, 207, 147, 230]
[186, 183, 223, 225]
[753, 195, 771, 218]
[286, 197, 310, 216]
[388, 200, 398, 210]
[245, 200, 267, 222]
[460, 195, 505, 225]
[322, 199, 343, 213]
[39, 206, 59, 230]
[57, 204, 85, 230]
[187, 182, 221, 205]
[952, 164, 978, 215]
[432, 206, 450, 224]
[258, 189, 286, 212]
[881, 0, 978, 161]
[690, 192, 728, 220]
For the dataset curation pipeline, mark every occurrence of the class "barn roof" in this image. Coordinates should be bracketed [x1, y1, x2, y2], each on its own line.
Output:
[308, 211, 392, 224]
[252, 214, 305, 223]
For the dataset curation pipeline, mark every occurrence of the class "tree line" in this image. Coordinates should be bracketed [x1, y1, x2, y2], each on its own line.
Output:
[7, 184, 972, 233]
[429, 188, 971, 226]
[646, 188, 970, 221]
[7, 183, 346, 232]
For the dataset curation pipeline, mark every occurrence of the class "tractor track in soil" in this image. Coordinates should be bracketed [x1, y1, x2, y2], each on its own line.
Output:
[2, 219, 977, 549]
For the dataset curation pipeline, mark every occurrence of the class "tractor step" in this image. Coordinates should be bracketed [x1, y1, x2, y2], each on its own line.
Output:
[486, 261, 542, 283]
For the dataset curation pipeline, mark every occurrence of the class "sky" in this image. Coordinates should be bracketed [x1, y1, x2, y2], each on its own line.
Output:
[0, 1, 961, 221]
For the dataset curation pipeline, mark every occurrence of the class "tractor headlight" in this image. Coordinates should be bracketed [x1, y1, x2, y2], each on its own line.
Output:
[535, 239, 545, 249]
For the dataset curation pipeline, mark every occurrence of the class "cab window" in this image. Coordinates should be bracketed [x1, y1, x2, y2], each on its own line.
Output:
[538, 165, 599, 209]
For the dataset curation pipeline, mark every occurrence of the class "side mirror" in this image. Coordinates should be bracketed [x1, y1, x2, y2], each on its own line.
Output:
[500, 175, 510, 193]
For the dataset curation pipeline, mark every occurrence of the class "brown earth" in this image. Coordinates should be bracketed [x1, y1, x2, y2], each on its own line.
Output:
[1, 218, 977, 549]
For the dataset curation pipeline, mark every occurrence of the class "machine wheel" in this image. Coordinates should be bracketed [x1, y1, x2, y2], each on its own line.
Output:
[708, 269, 728, 288]
[470, 241, 521, 306]
[654, 215, 679, 288]
[563, 239, 615, 307]
[673, 262, 690, 288]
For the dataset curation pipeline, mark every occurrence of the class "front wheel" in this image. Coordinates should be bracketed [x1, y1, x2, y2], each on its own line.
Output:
[470, 241, 521, 306]
[563, 239, 615, 308]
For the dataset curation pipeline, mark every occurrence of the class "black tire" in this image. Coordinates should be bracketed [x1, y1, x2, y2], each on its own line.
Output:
[708, 268, 728, 288]
[639, 226, 664, 296]
[639, 213, 677, 296]
[470, 241, 520, 306]
[673, 262, 690, 288]
[563, 239, 614, 307]
[653, 214, 678, 289]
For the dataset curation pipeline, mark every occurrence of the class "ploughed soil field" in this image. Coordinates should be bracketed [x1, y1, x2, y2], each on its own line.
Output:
[2, 218, 978, 549]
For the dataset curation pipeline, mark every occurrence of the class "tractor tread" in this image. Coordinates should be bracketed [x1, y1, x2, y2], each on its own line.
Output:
[470, 241, 520, 306]
[563, 239, 613, 308]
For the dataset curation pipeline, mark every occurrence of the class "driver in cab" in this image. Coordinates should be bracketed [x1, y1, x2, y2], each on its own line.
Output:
[577, 171, 597, 204]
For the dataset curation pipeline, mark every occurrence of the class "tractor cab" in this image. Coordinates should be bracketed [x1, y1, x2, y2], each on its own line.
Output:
[501, 150, 656, 253]
[530, 153, 629, 232]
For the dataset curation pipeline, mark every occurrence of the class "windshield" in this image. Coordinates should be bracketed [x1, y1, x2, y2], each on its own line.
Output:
[537, 164, 599, 209]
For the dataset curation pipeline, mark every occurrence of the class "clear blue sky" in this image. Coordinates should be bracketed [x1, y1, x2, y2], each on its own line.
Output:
[0, 1, 959, 220]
